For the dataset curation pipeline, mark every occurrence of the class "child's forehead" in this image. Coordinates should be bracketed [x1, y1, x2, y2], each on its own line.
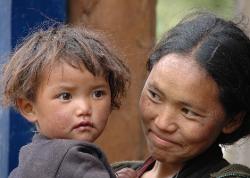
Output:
[40, 61, 107, 83]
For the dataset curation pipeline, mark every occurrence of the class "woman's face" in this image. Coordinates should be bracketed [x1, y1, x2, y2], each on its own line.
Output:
[140, 53, 232, 164]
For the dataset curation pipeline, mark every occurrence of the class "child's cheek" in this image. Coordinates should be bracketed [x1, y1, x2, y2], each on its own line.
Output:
[53, 111, 73, 129]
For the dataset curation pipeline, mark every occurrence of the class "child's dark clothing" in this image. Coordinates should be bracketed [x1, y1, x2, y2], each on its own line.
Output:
[9, 134, 116, 178]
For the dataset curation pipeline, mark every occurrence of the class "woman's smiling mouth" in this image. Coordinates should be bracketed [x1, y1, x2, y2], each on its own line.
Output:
[148, 129, 180, 148]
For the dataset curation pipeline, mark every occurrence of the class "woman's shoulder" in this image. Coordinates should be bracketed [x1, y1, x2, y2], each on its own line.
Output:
[112, 160, 144, 171]
[211, 164, 250, 178]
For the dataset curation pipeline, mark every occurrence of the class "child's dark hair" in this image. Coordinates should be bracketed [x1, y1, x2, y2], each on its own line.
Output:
[1, 25, 130, 110]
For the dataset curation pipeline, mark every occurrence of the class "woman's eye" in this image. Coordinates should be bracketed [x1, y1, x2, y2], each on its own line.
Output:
[93, 90, 105, 99]
[181, 108, 200, 118]
[58, 92, 72, 101]
[148, 89, 161, 103]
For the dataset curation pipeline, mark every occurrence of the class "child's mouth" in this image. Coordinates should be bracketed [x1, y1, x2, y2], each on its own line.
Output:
[73, 121, 94, 131]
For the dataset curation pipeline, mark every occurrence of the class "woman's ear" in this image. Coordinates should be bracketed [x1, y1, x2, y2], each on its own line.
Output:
[17, 98, 37, 123]
[222, 111, 245, 134]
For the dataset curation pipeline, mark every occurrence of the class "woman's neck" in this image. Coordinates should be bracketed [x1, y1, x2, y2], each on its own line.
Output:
[142, 160, 183, 178]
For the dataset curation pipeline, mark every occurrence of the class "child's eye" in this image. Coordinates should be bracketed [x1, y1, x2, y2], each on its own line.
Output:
[148, 89, 161, 103]
[58, 92, 72, 101]
[92, 90, 105, 99]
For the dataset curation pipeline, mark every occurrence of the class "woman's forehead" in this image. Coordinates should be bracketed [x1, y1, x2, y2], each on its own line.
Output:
[154, 53, 206, 77]
[146, 53, 222, 110]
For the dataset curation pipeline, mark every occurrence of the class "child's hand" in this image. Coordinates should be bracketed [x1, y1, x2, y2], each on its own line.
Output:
[115, 168, 137, 178]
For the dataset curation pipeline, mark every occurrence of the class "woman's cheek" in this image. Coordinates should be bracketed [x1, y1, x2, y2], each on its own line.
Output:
[139, 95, 154, 123]
[182, 124, 219, 145]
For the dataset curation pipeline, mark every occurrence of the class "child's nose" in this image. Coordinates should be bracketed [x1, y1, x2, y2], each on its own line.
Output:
[75, 99, 92, 117]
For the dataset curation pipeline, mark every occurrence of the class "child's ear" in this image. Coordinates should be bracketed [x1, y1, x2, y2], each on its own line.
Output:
[17, 98, 37, 123]
[222, 111, 245, 134]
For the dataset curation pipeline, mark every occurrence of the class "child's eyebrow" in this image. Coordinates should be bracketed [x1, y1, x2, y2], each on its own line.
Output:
[49, 82, 109, 90]
[91, 84, 110, 90]
[49, 85, 75, 92]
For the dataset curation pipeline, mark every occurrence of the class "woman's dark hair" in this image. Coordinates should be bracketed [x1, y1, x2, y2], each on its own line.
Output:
[147, 12, 250, 144]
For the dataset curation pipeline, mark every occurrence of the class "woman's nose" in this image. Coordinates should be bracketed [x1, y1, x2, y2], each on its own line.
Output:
[154, 107, 178, 132]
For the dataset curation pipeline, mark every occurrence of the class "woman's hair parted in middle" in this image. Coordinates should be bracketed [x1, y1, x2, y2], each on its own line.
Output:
[2, 25, 130, 110]
[147, 12, 250, 144]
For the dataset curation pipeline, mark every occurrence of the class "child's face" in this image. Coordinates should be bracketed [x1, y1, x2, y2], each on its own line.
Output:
[22, 62, 112, 142]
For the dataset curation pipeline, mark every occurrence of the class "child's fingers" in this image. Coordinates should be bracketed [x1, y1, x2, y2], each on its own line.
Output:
[115, 168, 137, 178]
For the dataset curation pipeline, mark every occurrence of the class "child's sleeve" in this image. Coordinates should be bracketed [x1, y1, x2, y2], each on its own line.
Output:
[56, 144, 116, 178]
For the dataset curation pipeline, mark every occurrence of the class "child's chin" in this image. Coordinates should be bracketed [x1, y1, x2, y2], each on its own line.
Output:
[72, 134, 96, 143]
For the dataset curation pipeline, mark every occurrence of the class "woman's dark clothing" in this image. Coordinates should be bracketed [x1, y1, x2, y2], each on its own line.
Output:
[9, 134, 116, 178]
[113, 144, 250, 178]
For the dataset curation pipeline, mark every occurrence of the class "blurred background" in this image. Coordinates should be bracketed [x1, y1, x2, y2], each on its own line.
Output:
[0, 0, 249, 177]
[156, 0, 234, 39]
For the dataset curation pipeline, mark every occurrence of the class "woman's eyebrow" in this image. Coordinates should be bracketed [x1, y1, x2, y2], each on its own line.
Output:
[179, 100, 206, 113]
[147, 82, 165, 96]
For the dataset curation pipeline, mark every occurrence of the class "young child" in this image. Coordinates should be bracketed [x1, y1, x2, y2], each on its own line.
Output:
[1, 25, 131, 178]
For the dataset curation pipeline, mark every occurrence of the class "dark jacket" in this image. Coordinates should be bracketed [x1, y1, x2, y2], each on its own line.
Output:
[9, 134, 116, 178]
[113, 144, 250, 178]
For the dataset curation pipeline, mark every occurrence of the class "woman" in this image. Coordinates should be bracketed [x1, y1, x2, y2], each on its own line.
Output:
[114, 12, 250, 178]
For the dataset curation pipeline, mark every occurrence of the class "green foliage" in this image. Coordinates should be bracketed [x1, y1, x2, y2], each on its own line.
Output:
[157, 0, 235, 39]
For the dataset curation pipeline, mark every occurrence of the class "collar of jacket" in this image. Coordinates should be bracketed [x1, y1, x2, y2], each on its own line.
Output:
[177, 144, 229, 178]
[210, 164, 250, 178]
